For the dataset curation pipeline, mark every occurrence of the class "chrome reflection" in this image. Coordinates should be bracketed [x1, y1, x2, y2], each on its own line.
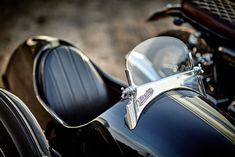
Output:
[127, 37, 191, 86]
[124, 37, 206, 129]
[123, 66, 205, 129]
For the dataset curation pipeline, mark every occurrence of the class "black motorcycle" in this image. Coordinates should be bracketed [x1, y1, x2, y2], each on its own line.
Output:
[148, 0, 235, 115]
[0, 0, 235, 157]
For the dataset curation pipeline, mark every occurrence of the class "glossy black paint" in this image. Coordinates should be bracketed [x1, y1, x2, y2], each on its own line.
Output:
[96, 90, 235, 157]
[3, 36, 127, 156]
[4, 36, 234, 156]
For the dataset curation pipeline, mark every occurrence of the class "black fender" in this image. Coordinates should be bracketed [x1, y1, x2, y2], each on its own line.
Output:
[2, 36, 65, 129]
[95, 89, 235, 157]
[3, 35, 126, 129]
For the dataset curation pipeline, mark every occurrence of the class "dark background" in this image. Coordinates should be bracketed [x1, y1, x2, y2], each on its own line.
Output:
[0, 0, 181, 85]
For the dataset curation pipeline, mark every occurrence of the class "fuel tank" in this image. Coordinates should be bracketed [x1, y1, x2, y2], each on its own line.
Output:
[95, 89, 235, 157]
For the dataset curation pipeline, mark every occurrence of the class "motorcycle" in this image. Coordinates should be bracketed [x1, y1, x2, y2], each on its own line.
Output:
[148, 0, 235, 115]
[1, 0, 235, 157]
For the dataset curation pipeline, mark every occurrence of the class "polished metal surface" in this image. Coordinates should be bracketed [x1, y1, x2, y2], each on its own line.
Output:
[124, 66, 205, 129]
[123, 36, 206, 129]
[99, 90, 235, 157]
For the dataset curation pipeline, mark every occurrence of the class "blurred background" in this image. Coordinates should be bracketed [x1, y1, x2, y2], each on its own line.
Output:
[0, 0, 180, 85]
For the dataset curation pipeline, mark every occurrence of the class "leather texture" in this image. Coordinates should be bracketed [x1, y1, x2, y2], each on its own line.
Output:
[182, 0, 235, 41]
[37, 46, 109, 126]
[0, 89, 50, 157]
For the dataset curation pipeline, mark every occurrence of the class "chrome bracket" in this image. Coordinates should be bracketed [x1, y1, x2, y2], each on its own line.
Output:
[124, 65, 205, 130]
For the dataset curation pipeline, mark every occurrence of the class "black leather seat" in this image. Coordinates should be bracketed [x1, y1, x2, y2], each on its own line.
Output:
[0, 89, 51, 157]
[34, 45, 110, 127]
[182, 0, 235, 41]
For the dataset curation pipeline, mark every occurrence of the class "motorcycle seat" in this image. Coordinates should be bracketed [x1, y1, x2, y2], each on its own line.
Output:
[34, 45, 111, 127]
[182, 0, 235, 41]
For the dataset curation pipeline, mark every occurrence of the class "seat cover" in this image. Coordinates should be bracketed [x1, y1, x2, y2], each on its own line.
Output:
[36, 46, 109, 127]
[182, 0, 235, 41]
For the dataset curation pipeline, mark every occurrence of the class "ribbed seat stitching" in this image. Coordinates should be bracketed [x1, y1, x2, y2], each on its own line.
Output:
[71, 50, 91, 103]
[67, 47, 87, 100]
[81, 54, 100, 101]
[56, 48, 77, 111]
[47, 52, 68, 117]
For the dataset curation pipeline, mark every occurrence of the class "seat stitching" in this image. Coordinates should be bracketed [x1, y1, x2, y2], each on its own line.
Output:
[47, 60, 66, 113]
[55, 48, 76, 111]
[70, 48, 92, 103]
[67, 47, 87, 100]
[78, 51, 100, 99]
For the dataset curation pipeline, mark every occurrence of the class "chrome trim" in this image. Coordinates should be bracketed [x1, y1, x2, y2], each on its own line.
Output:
[125, 69, 135, 86]
[124, 66, 205, 129]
